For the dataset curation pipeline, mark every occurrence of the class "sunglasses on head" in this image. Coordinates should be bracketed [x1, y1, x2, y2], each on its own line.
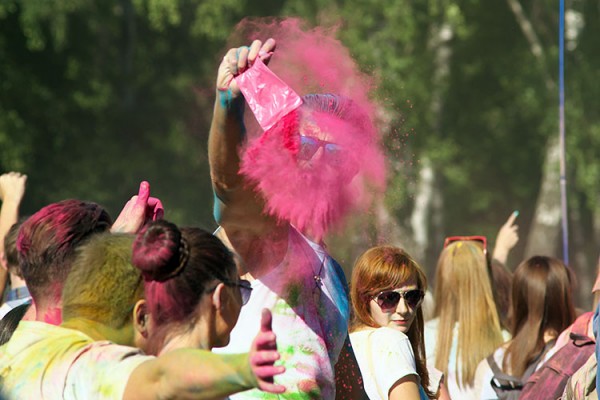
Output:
[372, 289, 425, 311]
[443, 235, 487, 254]
[297, 135, 341, 162]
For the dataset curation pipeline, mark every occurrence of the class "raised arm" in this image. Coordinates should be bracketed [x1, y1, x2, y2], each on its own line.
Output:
[208, 39, 278, 235]
[0, 172, 27, 295]
[125, 309, 285, 400]
[492, 211, 519, 265]
[111, 181, 163, 234]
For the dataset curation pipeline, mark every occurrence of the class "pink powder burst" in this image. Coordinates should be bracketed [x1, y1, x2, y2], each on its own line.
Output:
[235, 18, 386, 240]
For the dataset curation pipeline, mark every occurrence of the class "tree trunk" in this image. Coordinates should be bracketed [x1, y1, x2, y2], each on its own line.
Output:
[525, 136, 562, 257]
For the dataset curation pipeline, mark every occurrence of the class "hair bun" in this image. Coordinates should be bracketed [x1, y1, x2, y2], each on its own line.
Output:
[132, 220, 187, 282]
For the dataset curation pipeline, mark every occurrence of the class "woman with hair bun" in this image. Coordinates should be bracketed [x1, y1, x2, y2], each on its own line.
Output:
[131, 219, 253, 355]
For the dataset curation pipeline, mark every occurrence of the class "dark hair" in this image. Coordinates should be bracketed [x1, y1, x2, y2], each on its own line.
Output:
[132, 220, 236, 354]
[3, 220, 25, 276]
[16, 200, 112, 305]
[503, 255, 576, 376]
[0, 302, 31, 345]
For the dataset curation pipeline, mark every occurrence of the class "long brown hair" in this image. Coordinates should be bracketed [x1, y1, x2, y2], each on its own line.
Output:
[350, 246, 432, 398]
[503, 256, 575, 376]
[433, 241, 504, 388]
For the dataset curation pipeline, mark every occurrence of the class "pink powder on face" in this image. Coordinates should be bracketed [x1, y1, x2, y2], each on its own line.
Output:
[236, 18, 386, 239]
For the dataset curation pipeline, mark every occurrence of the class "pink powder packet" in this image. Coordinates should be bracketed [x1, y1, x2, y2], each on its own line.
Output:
[235, 57, 303, 132]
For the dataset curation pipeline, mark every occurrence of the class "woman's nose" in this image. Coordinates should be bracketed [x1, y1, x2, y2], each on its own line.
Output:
[395, 297, 410, 314]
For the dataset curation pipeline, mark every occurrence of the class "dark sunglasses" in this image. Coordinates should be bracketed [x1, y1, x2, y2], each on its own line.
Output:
[443, 235, 487, 254]
[221, 278, 253, 305]
[297, 135, 341, 161]
[372, 289, 425, 311]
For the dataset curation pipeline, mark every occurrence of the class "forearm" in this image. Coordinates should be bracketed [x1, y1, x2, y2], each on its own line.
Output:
[0, 197, 20, 255]
[208, 92, 246, 196]
[126, 350, 257, 400]
[208, 92, 275, 234]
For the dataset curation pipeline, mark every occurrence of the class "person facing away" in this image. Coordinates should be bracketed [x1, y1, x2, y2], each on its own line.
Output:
[15, 182, 162, 324]
[424, 239, 507, 399]
[0, 231, 285, 399]
[208, 34, 385, 399]
[0, 221, 31, 320]
[350, 245, 450, 400]
[129, 219, 253, 355]
[474, 255, 576, 399]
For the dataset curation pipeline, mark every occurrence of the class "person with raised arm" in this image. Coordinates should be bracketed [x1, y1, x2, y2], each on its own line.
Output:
[208, 20, 386, 398]
[0, 172, 29, 317]
[17, 181, 162, 324]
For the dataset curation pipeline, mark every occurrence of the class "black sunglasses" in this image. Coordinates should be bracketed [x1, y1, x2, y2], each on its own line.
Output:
[225, 278, 252, 305]
[372, 289, 425, 311]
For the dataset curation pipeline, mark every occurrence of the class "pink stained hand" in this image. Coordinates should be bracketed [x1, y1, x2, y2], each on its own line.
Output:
[111, 181, 164, 234]
[249, 308, 286, 394]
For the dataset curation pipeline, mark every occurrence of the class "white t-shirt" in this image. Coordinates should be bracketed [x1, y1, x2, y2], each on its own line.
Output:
[214, 227, 350, 399]
[350, 327, 428, 400]
[0, 321, 153, 399]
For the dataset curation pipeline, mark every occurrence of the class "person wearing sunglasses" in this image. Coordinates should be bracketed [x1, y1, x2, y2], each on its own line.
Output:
[0, 231, 285, 399]
[130, 219, 253, 355]
[207, 23, 386, 399]
[350, 246, 449, 400]
[424, 237, 507, 399]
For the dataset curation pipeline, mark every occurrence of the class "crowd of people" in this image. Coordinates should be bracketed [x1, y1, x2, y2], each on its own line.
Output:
[0, 18, 598, 400]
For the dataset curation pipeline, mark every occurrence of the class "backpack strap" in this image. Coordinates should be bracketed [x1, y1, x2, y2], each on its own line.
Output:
[488, 354, 523, 390]
[571, 312, 594, 337]
[489, 339, 557, 392]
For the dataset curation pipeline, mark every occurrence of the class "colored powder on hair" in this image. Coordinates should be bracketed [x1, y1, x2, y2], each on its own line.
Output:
[236, 18, 386, 239]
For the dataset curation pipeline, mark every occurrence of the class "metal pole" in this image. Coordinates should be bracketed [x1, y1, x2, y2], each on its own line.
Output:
[559, 0, 569, 265]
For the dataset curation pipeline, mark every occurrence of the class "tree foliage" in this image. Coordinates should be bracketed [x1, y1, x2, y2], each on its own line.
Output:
[1, 0, 599, 300]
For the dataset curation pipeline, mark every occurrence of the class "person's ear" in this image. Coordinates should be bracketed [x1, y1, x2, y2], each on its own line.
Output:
[133, 299, 149, 338]
[211, 282, 227, 311]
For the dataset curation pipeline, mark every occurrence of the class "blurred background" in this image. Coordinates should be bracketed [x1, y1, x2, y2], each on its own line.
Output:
[1, 0, 598, 306]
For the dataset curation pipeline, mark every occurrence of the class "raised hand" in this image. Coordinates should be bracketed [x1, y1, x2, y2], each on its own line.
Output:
[111, 181, 164, 233]
[216, 38, 276, 98]
[249, 308, 286, 394]
[0, 172, 27, 204]
[492, 211, 519, 264]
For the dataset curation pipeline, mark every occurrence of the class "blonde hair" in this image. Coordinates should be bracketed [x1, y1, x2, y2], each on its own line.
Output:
[433, 241, 504, 388]
[350, 246, 432, 398]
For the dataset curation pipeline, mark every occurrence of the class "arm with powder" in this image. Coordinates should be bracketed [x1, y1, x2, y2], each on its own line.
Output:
[208, 39, 280, 237]
[124, 309, 285, 400]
